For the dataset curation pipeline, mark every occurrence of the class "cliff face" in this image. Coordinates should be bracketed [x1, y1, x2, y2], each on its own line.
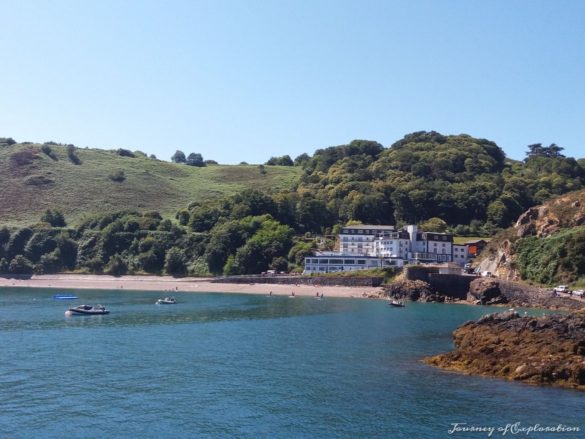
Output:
[476, 189, 585, 282]
[425, 311, 585, 391]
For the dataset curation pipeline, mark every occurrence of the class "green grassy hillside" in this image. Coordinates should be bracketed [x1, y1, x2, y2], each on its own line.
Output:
[0, 143, 301, 226]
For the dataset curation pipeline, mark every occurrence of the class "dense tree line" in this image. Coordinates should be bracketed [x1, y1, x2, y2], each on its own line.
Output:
[0, 209, 305, 276]
[182, 133, 584, 236]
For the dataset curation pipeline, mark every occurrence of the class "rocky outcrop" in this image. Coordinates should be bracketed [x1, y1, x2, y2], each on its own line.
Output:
[468, 278, 585, 311]
[424, 311, 585, 391]
[383, 279, 453, 303]
[476, 189, 585, 281]
[468, 278, 509, 305]
[515, 191, 585, 238]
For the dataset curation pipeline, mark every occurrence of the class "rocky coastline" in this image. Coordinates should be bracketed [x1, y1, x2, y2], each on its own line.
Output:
[385, 276, 585, 311]
[424, 310, 585, 391]
[383, 279, 460, 303]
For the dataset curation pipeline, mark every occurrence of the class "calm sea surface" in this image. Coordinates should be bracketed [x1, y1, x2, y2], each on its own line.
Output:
[0, 288, 583, 439]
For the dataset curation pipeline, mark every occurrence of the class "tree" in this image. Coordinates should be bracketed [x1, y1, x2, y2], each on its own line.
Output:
[8, 255, 34, 274]
[419, 217, 448, 233]
[105, 254, 128, 276]
[266, 155, 293, 166]
[165, 247, 186, 276]
[294, 153, 310, 167]
[526, 143, 565, 159]
[171, 150, 186, 163]
[186, 153, 206, 167]
[176, 209, 190, 226]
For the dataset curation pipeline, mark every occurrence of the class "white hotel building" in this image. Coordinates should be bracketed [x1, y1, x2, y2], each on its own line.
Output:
[304, 224, 470, 274]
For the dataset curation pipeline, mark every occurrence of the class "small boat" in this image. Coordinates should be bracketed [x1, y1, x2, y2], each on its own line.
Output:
[67, 304, 109, 315]
[389, 299, 405, 308]
[156, 297, 176, 305]
[53, 294, 78, 300]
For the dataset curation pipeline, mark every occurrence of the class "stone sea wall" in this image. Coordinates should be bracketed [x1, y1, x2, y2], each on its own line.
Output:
[211, 276, 384, 287]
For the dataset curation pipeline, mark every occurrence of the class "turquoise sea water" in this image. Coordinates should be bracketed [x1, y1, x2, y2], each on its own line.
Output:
[0, 288, 583, 439]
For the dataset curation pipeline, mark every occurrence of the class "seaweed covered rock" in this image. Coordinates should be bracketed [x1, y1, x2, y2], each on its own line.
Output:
[424, 312, 585, 391]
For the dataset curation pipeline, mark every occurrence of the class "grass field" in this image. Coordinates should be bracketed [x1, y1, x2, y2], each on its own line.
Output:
[452, 236, 490, 244]
[0, 143, 302, 226]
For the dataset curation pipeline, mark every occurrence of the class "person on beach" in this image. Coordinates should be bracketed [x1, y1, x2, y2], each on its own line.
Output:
[269, 291, 272, 296]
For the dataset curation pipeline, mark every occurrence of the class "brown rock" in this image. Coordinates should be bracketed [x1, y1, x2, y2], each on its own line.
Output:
[424, 312, 585, 391]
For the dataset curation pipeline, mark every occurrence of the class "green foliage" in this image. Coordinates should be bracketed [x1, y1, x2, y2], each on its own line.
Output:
[294, 153, 310, 167]
[165, 247, 186, 276]
[419, 217, 448, 233]
[66, 145, 81, 165]
[105, 254, 128, 276]
[117, 148, 135, 158]
[6, 228, 33, 259]
[186, 153, 205, 167]
[526, 143, 565, 159]
[36, 249, 63, 274]
[41, 145, 59, 161]
[171, 150, 186, 163]
[266, 155, 294, 166]
[108, 170, 126, 182]
[9, 254, 34, 274]
[515, 226, 585, 285]
[41, 209, 66, 227]
[0, 137, 16, 146]
[176, 209, 190, 226]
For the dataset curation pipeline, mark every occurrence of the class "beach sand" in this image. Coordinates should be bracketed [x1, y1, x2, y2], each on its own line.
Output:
[0, 274, 383, 299]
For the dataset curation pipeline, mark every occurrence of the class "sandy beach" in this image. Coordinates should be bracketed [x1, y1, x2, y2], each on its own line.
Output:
[0, 274, 383, 299]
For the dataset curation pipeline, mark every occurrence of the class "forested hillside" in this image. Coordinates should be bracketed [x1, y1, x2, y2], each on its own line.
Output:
[1, 132, 584, 277]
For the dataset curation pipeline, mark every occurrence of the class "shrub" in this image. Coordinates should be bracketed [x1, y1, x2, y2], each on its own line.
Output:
[66, 145, 81, 164]
[0, 137, 16, 146]
[186, 153, 206, 167]
[116, 148, 135, 158]
[41, 209, 66, 227]
[105, 255, 128, 276]
[41, 145, 59, 161]
[108, 170, 126, 182]
[8, 255, 34, 275]
[165, 247, 186, 276]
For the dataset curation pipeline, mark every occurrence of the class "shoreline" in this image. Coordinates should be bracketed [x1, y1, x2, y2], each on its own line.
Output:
[0, 274, 383, 299]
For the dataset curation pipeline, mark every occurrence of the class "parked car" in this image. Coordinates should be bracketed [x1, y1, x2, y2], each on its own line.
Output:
[553, 285, 569, 294]
[573, 289, 584, 297]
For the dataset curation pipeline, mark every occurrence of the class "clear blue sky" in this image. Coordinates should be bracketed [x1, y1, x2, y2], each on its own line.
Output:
[2, 0, 584, 163]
